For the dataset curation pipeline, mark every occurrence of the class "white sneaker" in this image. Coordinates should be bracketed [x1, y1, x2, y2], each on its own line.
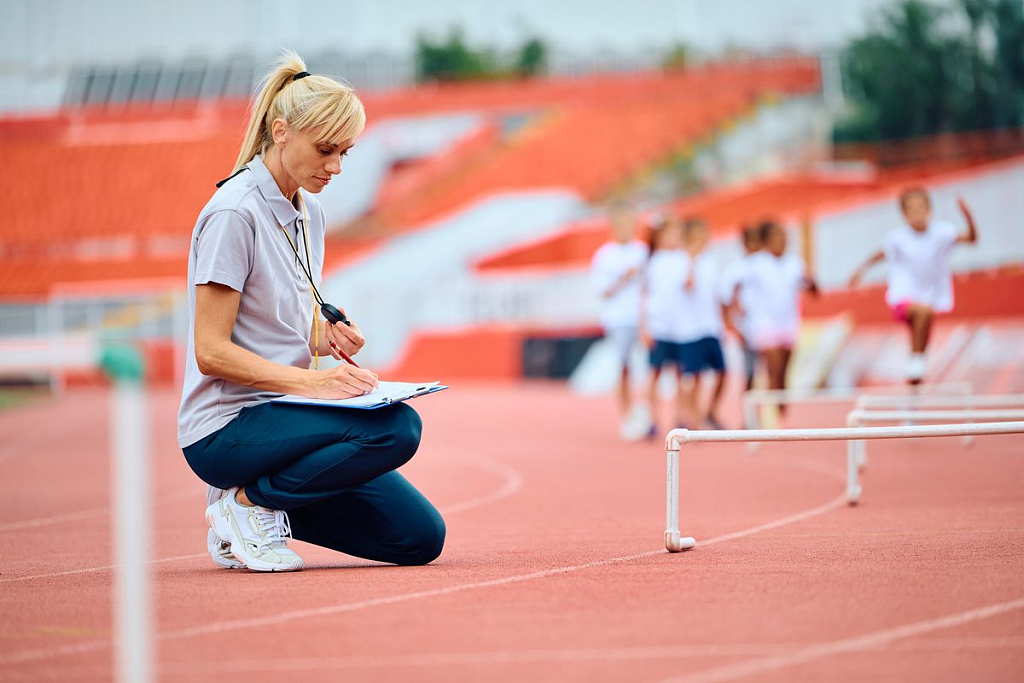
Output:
[620, 404, 654, 441]
[205, 486, 243, 569]
[208, 527, 244, 569]
[907, 353, 927, 382]
[205, 487, 303, 572]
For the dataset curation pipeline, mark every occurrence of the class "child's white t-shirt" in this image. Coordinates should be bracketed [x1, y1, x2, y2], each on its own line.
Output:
[644, 249, 694, 342]
[719, 253, 758, 340]
[589, 239, 649, 329]
[743, 252, 806, 336]
[883, 220, 958, 312]
[689, 252, 724, 340]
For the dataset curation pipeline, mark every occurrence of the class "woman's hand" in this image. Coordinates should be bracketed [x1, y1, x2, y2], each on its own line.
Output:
[324, 310, 365, 358]
[307, 364, 379, 399]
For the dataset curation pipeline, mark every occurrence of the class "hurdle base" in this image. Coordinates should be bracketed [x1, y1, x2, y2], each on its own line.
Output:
[846, 485, 861, 506]
[665, 531, 697, 552]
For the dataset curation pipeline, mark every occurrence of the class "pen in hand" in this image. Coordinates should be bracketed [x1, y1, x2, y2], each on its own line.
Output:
[328, 340, 361, 368]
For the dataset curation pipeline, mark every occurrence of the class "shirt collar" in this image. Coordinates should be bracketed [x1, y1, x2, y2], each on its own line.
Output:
[248, 155, 301, 226]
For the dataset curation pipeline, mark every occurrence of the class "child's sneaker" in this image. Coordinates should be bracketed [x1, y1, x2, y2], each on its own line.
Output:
[907, 353, 927, 383]
[205, 487, 303, 572]
[621, 404, 654, 441]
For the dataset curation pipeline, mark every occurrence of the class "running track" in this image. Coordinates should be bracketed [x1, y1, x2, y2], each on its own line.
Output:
[0, 384, 1022, 682]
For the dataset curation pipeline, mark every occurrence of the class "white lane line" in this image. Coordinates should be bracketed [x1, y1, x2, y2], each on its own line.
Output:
[158, 635, 1024, 672]
[7, 636, 1024, 681]
[0, 485, 200, 532]
[0, 488, 849, 665]
[660, 597, 1024, 683]
[437, 455, 524, 515]
[0, 553, 206, 585]
[0, 454, 522, 584]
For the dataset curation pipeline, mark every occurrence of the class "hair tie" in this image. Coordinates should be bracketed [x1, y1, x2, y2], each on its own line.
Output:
[293, 71, 311, 81]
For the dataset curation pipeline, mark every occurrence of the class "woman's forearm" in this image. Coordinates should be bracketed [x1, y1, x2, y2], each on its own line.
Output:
[197, 338, 313, 395]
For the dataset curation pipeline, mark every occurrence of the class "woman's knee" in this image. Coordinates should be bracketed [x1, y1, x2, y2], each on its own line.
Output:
[394, 511, 446, 566]
[384, 403, 422, 455]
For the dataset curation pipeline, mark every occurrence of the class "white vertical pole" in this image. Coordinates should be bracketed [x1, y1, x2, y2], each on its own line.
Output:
[665, 448, 680, 552]
[664, 432, 696, 552]
[111, 380, 153, 683]
[846, 441, 861, 505]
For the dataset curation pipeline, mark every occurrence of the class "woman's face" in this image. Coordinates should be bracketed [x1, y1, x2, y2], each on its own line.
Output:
[274, 120, 354, 195]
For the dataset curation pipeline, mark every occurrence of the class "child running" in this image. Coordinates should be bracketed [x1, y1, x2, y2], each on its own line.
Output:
[589, 202, 649, 438]
[743, 219, 818, 416]
[678, 217, 728, 430]
[848, 187, 978, 384]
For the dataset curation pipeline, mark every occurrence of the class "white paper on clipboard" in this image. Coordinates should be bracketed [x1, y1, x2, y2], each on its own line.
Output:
[271, 381, 448, 410]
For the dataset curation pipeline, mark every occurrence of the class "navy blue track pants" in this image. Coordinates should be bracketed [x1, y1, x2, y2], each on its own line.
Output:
[183, 401, 445, 566]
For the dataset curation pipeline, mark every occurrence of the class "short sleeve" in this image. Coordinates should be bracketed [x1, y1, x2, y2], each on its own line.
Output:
[719, 262, 741, 304]
[936, 220, 959, 248]
[789, 255, 806, 282]
[193, 210, 255, 293]
[589, 247, 613, 295]
[882, 230, 900, 261]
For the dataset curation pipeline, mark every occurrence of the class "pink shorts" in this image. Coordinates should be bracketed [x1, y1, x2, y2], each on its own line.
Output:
[890, 300, 911, 323]
[752, 326, 797, 352]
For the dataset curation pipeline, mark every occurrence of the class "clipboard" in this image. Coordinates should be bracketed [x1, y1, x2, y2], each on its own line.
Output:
[271, 381, 448, 410]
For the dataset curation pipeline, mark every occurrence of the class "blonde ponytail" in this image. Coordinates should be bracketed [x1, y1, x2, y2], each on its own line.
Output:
[232, 49, 366, 174]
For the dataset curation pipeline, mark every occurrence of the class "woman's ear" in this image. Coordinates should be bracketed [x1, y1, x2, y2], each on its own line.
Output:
[271, 118, 289, 147]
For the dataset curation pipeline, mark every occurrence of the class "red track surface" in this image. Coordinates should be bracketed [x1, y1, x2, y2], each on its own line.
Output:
[1, 383, 1022, 682]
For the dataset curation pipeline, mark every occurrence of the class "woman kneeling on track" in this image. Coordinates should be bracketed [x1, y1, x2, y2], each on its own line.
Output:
[177, 51, 445, 572]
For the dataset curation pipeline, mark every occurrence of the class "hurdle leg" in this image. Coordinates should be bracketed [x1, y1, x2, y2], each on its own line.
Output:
[847, 413, 868, 471]
[665, 447, 696, 552]
[962, 395, 975, 447]
[743, 396, 759, 452]
[846, 440, 862, 505]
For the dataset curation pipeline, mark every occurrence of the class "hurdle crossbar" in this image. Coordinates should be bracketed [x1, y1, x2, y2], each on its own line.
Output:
[663, 421, 1024, 553]
[845, 408, 1024, 472]
[742, 382, 972, 433]
[855, 393, 1024, 410]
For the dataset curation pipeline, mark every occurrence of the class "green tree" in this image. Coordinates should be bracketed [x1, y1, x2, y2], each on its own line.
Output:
[516, 38, 547, 77]
[835, 0, 1024, 142]
[415, 30, 496, 83]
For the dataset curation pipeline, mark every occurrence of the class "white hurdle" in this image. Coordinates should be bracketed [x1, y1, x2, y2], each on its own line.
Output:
[663, 421, 1024, 552]
[845, 408, 1024, 472]
[741, 382, 972, 433]
[854, 394, 1024, 451]
[855, 393, 1024, 410]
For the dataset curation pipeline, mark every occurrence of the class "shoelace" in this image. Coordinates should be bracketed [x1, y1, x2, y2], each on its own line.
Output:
[253, 507, 293, 549]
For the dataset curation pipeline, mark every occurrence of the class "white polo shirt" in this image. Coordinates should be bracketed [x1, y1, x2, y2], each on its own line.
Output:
[883, 220, 958, 312]
[177, 155, 326, 448]
[589, 239, 649, 329]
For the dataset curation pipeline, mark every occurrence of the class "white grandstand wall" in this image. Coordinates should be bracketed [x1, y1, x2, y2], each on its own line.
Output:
[320, 190, 591, 368]
[692, 94, 832, 186]
[319, 113, 486, 227]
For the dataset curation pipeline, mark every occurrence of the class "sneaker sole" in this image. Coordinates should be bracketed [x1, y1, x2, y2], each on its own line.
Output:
[207, 528, 244, 569]
[205, 509, 302, 573]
